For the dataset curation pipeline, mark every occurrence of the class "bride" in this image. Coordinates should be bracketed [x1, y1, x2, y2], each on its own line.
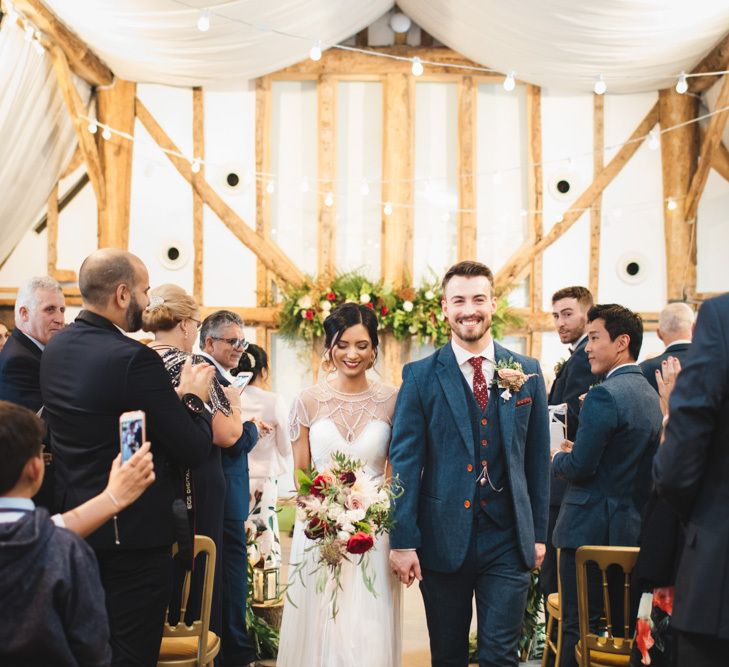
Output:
[277, 302, 403, 667]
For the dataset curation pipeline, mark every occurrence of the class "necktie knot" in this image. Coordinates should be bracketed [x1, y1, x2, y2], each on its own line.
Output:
[468, 356, 484, 370]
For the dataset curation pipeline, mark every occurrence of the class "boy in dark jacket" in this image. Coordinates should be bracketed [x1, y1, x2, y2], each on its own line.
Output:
[0, 401, 111, 667]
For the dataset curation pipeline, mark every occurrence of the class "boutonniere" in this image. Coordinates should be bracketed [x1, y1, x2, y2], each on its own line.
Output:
[578, 381, 602, 403]
[554, 358, 567, 376]
[494, 358, 536, 402]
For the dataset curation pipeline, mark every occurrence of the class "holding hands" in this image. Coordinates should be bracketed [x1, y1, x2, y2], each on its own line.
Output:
[389, 549, 423, 587]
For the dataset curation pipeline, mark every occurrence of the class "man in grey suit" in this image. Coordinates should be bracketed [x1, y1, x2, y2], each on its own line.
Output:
[552, 304, 662, 667]
[389, 260, 550, 666]
[654, 293, 729, 666]
[640, 302, 693, 392]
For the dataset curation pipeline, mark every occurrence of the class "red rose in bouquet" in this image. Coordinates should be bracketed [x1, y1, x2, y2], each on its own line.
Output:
[311, 473, 331, 498]
[304, 517, 330, 540]
[346, 531, 374, 555]
[339, 470, 356, 486]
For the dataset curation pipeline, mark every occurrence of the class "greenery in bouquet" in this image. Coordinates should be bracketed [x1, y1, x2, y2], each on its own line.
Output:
[287, 451, 401, 618]
[278, 270, 522, 346]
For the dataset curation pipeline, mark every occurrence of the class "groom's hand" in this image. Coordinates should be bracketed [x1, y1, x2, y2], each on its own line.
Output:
[534, 542, 546, 569]
[389, 549, 422, 587]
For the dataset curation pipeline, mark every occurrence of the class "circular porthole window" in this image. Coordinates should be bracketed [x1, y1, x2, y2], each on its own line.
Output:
[617, 253, 649, 285]
[220, 163, 245, 193]
[549, 171, 579, 201]
[159, 241, 189, 271]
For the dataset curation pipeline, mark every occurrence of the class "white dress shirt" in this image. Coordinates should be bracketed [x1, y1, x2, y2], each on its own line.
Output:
[606, 362, 640, 379]
[451, 338, 496, 389]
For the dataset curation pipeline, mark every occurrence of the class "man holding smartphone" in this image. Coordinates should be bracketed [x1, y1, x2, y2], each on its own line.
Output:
[41, 249, 215, 667]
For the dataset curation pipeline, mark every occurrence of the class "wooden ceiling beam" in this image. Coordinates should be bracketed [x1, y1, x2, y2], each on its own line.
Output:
[711, 139, 729, 184]
[13, 0, 113, 86]
[689, 31, 729, 94]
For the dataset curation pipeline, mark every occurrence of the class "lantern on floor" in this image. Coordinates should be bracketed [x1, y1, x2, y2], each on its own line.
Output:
[252, 561, 280, 603]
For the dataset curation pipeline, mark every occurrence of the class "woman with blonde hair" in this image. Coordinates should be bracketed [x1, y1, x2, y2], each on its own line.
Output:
[141, 283, 242, 637]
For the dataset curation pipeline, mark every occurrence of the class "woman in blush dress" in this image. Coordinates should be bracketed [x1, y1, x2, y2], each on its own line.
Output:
[233, 343, 291, 568]
[277, 303, 402, 667]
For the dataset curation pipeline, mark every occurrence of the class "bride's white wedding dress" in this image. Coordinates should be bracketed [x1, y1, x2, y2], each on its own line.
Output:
[277, 381, 402, 667]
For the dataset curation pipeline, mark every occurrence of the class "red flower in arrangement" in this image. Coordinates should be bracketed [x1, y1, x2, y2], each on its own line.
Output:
[365, 302, 374, 309]
[311, 473, 331, 498]
[653, 587, 674, 616]
[339, 471, 356, 486]
[326, 292, 337, 301]
[346, 531, 374, 555]
[635, 617, 654, 663]
[304, 309, 315, 320]
[380, 306, 389, 316]
[304, 517, 330, 540]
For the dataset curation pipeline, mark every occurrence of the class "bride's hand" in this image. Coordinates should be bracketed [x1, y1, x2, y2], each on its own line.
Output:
[389, 549, 422, 587]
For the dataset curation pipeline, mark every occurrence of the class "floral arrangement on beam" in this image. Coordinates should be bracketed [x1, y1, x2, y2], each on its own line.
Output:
[278, 271, 522, 347]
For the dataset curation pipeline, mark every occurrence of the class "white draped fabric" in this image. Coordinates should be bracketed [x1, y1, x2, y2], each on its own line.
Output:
[42, 0, 729, 92]
[0, 17, 88, 266]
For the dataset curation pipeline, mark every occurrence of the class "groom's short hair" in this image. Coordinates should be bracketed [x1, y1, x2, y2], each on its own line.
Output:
[441, 261, 494, 295]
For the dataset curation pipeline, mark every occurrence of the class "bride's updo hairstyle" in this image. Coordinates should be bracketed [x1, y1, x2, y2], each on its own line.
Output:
[141, 283, 198, 333]
[323, 302, 379, 368]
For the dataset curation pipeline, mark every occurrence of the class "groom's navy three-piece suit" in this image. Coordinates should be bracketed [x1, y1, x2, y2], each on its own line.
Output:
[390, 341, 550, 666]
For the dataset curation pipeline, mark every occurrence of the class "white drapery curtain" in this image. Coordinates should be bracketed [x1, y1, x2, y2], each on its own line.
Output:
[0, 16, 89, 266]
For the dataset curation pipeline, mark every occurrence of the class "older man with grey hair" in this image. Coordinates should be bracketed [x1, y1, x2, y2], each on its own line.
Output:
[0, 276, 65, 411]
[640, 302, 694, 392]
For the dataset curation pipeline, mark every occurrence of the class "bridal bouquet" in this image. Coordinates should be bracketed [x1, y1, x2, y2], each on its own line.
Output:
[288, 451, 399, 617]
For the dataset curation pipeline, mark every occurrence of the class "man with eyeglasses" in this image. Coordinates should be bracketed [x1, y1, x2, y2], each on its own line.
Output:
[200, 310, 260, 667]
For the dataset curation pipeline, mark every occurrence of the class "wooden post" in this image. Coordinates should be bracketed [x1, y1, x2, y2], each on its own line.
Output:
[317, 75, 337, 277]
[590, 94, 604, 298]
[192, 87, 205, 304]
[457, 76, 477, 260]
[255, 77, 273, 305]
[526, 85, 543, 357]
[658, 89, 699, 301]
[96, 79, 136, 249]
[381, 72, 415, 385]
[47, 184, 59, 274]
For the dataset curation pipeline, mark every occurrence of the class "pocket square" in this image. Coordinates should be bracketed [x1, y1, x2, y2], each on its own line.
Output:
[516, 397, 532, 407]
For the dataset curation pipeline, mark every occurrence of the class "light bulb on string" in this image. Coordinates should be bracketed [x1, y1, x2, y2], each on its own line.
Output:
[299, 178, 309, 193]
[24, 23, 33, 42]
[102, 127, 112, 141]
[266, 181, 275, 195]
[309, 40, 322, 61]
[383, 201, 393, 216]
[503, 71, 516, 92]
[87, 121, 98, 134]
[667, 198, 677, 211]
[324, 192, 334, 207]
[32, 36, 44, 55]
[594, 74, 607, 95]
[675, 72, 688, 95]
[648, 129, 660, 150]
[197, 9, 210, 32]
[191, 158, 201, 174]
[411, 57, 424, 77]
[360, 180, 370, 196]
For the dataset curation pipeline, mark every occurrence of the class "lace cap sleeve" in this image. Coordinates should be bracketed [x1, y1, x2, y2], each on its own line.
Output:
[289, 391, 314, 441]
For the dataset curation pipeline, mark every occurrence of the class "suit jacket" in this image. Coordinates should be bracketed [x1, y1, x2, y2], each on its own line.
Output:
[653, 293, 729, 639]
[389, 341, 550, 572]
[552, 365, 662, 549]
[548, 336, 597, 506]
[0, 329, 43, 411]
[207, 365, 258, 522]
[40, 310, 213, 549]
[639, 341, 691, 392]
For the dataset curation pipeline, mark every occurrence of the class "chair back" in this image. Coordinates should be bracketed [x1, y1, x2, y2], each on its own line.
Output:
[575, 545, 639, 667]
[160, 535, 217, 666]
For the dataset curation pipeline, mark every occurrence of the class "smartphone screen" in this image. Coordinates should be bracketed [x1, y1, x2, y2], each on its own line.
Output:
[119, 410, 145, 464]
[232, 372, 253, 392]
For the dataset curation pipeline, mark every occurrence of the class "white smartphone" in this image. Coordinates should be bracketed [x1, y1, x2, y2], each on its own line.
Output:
[119, 410, 146, 464]
[231, 372, 253, 392]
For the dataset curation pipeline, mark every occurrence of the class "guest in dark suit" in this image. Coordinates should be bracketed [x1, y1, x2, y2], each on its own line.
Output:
[552, 304, 663, 667]
[640, 302, 693, 392]
[389, 261, 550, 666]
[0, 275, 65, 411]
[200, 310, 261, 667]
[653, 293, 729, 666]
[542, 286, 597, 603]
[40, 249, 215, 667]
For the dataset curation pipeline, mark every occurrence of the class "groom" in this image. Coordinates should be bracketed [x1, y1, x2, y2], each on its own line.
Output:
[389, 260, 550, 666]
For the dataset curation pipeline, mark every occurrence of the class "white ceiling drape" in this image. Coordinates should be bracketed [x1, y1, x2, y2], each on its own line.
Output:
[0, 16, 89, 266]
[42, 0, 729, 92]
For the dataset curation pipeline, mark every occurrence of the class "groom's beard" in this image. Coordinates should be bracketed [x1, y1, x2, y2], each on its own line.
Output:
[450, 314, 492, 342]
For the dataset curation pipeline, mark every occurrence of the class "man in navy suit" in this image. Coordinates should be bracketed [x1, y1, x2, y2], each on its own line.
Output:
[541, 286, 597, 604]
[552, 304, 662, 667]
[653, 293, 729, 666]
[640, 302, 693, 392]
[389, 260, 550, 666]
[199, 310, 260, 667]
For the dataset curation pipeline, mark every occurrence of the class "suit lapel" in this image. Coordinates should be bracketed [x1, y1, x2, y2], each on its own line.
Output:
[436, 343, 474, 456]
[11, 330, 42, 359]
[494, 342, 515, 462]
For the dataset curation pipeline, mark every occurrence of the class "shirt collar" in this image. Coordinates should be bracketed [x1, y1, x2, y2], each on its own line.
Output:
[451, 338, 495, 367]
[20, 331, 45, 351]
[569, 332, 588, 354]
[606, 362, 639, 379]
[0, 497, 35, 511]
[665, 339, 691, 350]
[199, 351, 234, 383]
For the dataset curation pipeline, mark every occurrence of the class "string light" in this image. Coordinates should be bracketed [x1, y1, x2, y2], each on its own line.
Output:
[266, 181, 275, 194]
[32, 35, 44, 54]
[675, 72, 688, 95]
[594, 74, 607, 95]
[23, 23, 33, 42]
[191, 158, 201, 174]
[309, 40, 322, 62]
[411, 57, 424, 77]
[87, 121, 98, 134]
[503, 71, 516, 92]
[648, 129, 660, 150]
[360, 180, 370, 196]
[299, 178, 310, 193]
[101, 127, 112, 140]
[667, 198, 677, 211]
[196, 9, 210, 32]
[383, 201, 393, 216]
[324, 191, 334, 207]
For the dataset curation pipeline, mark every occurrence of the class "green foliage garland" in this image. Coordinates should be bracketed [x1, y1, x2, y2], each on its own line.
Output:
[278, 271, 521, 346]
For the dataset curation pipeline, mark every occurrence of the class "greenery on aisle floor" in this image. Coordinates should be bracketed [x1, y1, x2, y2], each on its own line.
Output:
[278, 271, 522, 346]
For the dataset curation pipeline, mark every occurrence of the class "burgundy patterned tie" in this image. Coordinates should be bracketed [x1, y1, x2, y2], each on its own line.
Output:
[468, 356, 489, 411]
